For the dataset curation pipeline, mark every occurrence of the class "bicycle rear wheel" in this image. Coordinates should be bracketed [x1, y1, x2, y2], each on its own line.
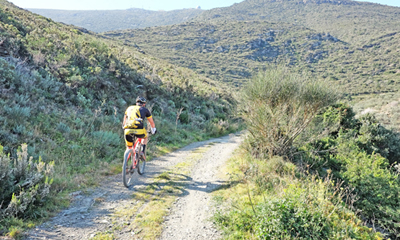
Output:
[123, 149, 135, 188]
[137, 153, 146, 175]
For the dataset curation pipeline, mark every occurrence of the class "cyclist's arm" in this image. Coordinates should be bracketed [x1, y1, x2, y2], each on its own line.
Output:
[147, 116, 155, 128]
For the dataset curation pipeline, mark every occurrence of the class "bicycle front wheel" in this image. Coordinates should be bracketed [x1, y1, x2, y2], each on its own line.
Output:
[123, 149, 135, 188]
[137, 154, 146, 175]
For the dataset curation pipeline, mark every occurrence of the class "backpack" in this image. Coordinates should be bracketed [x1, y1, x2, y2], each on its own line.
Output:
[124, 106, 143, 129]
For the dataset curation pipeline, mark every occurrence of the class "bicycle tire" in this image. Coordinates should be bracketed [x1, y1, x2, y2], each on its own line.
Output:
[122, 148, 135, 188]
[137, 154, 146, 175]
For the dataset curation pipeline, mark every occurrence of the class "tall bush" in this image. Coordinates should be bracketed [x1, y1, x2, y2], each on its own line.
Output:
[242, 66, 338, 157]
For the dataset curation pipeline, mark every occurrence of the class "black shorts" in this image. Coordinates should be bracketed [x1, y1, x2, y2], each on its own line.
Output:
[125, 134, 146, 143]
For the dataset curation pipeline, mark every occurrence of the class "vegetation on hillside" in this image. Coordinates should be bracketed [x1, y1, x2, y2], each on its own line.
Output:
[0, 0, 239, 236]
[195, 0, 400, 44]
[300, 105, 400, 238]
[213, 68, 400, 239]
[195, 0, 400, 97]
[28, 8, 203, 33]
[103, 0, 400, 132]
[105, 21, 344, 87]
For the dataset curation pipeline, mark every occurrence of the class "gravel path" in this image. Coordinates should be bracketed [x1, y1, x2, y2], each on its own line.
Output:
[24, 133, 242, 240]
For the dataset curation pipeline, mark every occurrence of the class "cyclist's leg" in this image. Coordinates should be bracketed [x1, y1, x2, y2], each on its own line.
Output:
[142, 129, 149, 155]
[124, 132, 134, 148]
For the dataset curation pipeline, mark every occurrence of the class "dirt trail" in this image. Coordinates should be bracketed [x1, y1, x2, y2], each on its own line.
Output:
[25, 133, 242, 240]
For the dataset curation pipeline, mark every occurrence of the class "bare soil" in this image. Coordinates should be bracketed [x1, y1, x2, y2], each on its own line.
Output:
[24, 133, 242, 240]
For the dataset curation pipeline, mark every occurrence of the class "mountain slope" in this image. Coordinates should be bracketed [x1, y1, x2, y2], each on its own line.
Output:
[105, 21, 344, 87]
[28, 8, 203, 32]
[104, 0, 400, 97]
[194, 0, 400, 44]
[0, 0, 235, 153]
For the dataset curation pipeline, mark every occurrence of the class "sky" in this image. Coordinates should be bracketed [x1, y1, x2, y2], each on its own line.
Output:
[6, 0, 400, 11]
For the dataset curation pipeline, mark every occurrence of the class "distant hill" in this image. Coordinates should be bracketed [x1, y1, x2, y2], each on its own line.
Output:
[104, 0, 400, 97]
[28, 8, 203, 32]
[194, 0, 400, 44]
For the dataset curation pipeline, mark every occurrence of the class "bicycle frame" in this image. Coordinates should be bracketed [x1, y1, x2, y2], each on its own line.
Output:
[126, 136, 144, 169]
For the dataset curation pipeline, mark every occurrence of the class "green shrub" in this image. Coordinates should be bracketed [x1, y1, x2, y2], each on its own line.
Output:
[90, 131, 121, 159]
[214, 174, 381, 239]
[0, 144, 54, 219]
[300, 104, 400, 171]
[319, 103, 360, 134]
[179, 111, 189, 124]
[254, 178, 380, 239]
[0, 58, 16, 84]
[299, 104, 400, 238]
[3, 105, 31, 124]
[91, 131, 120, 146]
[337, 142, 400, 238]
[56, 122, 71, 134]
[357, 114, 400, 165]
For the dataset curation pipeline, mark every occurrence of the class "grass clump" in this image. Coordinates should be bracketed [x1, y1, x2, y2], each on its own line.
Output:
[241, 66, 338, 158]
[91, 233, 115, 240]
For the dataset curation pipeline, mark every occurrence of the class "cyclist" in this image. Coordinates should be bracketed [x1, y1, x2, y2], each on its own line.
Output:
[123, 96, 156, 158]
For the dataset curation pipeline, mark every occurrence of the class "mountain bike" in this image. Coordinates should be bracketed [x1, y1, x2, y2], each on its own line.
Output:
[122, 134, 147, 188]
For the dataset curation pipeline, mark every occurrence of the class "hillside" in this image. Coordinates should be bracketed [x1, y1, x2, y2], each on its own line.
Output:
[0, 0, 237, 234]
[105, 21, 345, 87]
[194, 0, 400, 44]
[0, 0, 234, 166]
[103, 0, 400, 107]
[28, 8, 203, 32]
